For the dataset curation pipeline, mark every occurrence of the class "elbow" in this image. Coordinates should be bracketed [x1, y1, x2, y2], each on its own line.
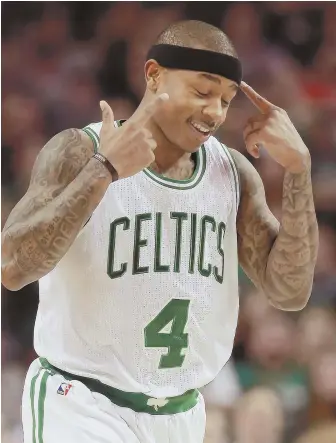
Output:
[2, 280, 25, 292]
[269, 295, 309, 312]
[266, 287, 312, 312]
[1, 230, 39, 291]
[263, 268, 314, 312]
[1, 264, 27, 291]
[1, 233, 24, 291]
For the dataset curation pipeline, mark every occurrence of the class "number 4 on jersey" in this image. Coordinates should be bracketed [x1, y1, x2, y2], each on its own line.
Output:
[144, 299, 190, 369]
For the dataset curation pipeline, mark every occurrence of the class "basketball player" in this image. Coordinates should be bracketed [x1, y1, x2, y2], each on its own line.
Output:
[2, 20, 318, 443]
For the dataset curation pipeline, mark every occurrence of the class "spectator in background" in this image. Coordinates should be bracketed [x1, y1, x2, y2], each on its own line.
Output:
[235, 307, 309, 440]
[203, 405, 230, 443]
[301, 3, 336, 106]
[307, 348, 336, 426]
[126, 3, 183, 99]
[293, 422, 336, 443]
[218, 2, 313, 148]
[309, 223, 336, 307]
[202, 360, 242, 410]
[297, 308, 336, 366]
[232, 387, 285, 443]
[313, 168, 336, 212]
[263, 3, 324, 66]
[202, 360, 242, 443]
[1, 2, 336, 443]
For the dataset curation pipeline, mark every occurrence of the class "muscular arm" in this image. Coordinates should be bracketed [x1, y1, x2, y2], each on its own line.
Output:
[230, 149, 319, 311]
[1, 128, 111, 291]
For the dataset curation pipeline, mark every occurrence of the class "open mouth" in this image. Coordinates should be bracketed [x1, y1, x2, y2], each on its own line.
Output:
[188, 120, 211, 139]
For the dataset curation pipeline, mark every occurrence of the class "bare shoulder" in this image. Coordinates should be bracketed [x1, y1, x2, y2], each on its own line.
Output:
[3, 128, 94, 230]
[228, 148, 265, 197]
[228, 148, 279, 228]
[29, 128, 94, 188]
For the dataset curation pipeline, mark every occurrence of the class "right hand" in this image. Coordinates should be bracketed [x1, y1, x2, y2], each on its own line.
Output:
[98, 93, 169, 179]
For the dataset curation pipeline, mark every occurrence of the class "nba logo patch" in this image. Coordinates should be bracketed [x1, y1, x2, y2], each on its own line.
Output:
[57, 383, 72, 396]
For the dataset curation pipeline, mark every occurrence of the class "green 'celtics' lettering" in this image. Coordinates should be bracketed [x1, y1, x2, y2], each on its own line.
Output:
[188, 213, 197, 274]
[107, 212, 227, 283]
[171, 212, 188, 273]
[107, 217, 130, 279]
[144, 298, 190, 368]
[154, 212, 170, 272]
[133, 213, 151, 275]
[198, 216, 216, 277]
[214, 222, 226, 284]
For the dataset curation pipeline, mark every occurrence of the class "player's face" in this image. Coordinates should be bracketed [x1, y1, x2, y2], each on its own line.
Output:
[147, 64, 238, 152]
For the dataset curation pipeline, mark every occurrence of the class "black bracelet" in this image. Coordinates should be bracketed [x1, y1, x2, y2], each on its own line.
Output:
[92, 153, 119, 182]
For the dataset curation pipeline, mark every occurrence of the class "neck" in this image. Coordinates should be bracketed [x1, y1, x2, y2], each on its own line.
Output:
[147, 120, 193, 175]
[132, 97, 192, 174]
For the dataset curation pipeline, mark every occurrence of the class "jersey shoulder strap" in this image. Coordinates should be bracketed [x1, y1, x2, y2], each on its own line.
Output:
[206, 137, 241, 211]
[82, 121, 121, 153]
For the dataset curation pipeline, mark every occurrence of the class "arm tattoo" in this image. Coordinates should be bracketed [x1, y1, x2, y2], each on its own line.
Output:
[231, 149, 318, 311]
[265, 169, 318, 309]
[2, 128, 111, 290]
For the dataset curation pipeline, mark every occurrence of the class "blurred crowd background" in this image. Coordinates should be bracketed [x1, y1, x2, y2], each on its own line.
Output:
[1, 2, 336, 443]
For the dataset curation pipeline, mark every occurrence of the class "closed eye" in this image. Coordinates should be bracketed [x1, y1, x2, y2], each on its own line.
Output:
[194, 89, 230, 108]
[194, 89, 209, 98]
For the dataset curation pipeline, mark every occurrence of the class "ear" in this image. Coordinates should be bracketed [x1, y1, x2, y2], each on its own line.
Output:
[144, 59, 163, 92]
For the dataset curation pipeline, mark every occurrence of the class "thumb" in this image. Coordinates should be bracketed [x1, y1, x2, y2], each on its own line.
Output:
[251, 144, 261, 159]
[100, 100, 115, 127]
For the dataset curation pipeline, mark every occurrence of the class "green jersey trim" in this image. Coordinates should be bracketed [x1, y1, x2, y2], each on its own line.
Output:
[82, 120, 207, 190]
[39, 358, 199, 415]
[82, 127, 99, 153]
[220, 143, 240, 210]
[117, 119, 206, 190]
[143, 145, 206, 190]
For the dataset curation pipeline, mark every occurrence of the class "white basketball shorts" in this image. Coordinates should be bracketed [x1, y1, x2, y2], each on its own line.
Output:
[22, 358, 206, 443]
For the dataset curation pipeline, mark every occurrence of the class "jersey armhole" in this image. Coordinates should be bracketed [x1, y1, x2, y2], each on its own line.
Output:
[78, 120, 120, 234]
[82, 127, 100, 153]
[77, 125, 101, 234]
[220, 143, 241, 212]
[82, 121, 122, 153]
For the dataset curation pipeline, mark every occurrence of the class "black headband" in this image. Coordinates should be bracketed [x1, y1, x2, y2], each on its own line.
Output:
[146, 44, 242, 85]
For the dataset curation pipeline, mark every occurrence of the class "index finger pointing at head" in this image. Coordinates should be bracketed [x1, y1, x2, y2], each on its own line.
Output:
[138, 93, 169, 123]
[240, 81, 278, 114]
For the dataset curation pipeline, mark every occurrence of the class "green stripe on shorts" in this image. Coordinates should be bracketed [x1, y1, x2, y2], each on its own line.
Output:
[30, 372, 40, 443]
[38, 371, 50, 443]
[31, 370, 50, 443]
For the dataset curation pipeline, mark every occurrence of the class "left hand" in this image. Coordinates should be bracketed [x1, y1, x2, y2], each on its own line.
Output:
[240, 82, 311, 174]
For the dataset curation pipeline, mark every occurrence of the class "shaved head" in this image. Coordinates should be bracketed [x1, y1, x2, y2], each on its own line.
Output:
[155, 20, 238, 58]
[142, 20, 240, 154]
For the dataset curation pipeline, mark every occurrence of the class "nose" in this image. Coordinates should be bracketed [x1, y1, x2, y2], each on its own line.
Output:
[202, 98, 224, 123]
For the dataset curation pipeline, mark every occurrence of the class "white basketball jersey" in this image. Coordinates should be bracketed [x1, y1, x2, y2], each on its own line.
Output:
[35, 121, 240, 397]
